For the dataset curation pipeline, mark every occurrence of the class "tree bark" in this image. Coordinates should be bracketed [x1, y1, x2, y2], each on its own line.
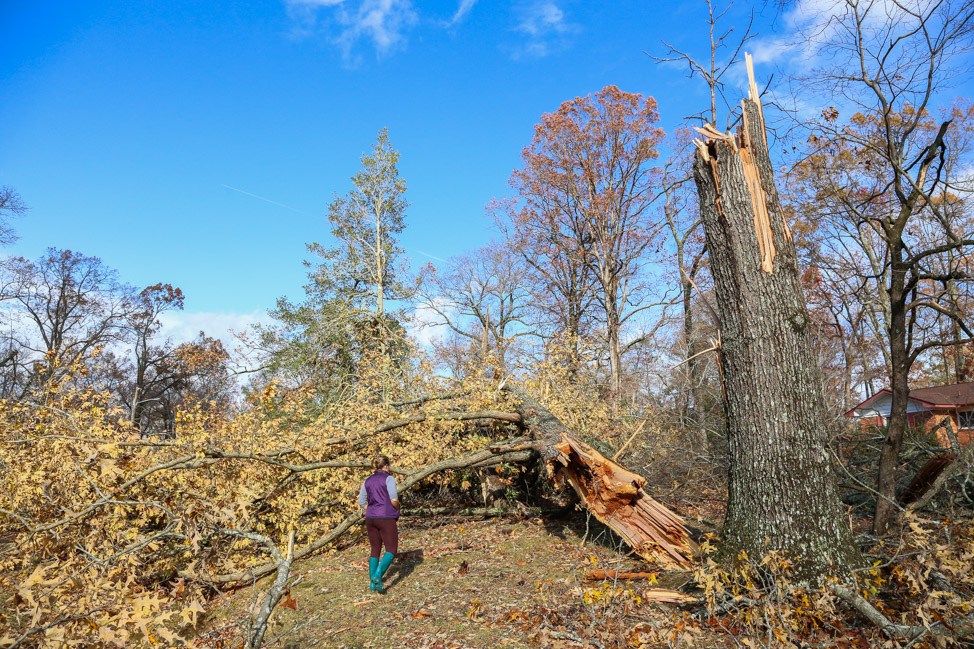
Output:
[691, 59, 861, 579]
[873, 244, 910, 536]
[605, 278, 623, 398]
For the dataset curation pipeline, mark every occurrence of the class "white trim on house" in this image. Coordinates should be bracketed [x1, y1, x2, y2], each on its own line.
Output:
[852, 393, 930, 419]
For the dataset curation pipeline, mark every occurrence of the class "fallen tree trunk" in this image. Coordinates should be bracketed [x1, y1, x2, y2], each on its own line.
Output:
[831, 584, 974, 642]
[402, 506, 550, 518]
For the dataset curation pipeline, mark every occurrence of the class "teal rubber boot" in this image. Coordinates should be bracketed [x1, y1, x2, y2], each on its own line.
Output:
[374, 552, 395, 593]
[368, 557, 380, 591]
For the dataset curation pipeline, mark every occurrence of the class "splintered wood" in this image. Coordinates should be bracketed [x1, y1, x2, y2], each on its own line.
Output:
[739, 138, 775, 273]
[692, 51, 793, 273]
[548, 434, 697, 568]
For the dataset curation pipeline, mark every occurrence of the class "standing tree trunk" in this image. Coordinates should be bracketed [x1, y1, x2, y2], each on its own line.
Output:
[604, 276, 623, 398]
[680, 261, 709, 453]
[873, 246, 910, 536]
[692, 57, 860, 578]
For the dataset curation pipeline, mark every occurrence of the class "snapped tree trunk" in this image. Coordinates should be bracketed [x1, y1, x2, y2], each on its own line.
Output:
[691, 57, 861, 579]
[509, 386, 697, 567]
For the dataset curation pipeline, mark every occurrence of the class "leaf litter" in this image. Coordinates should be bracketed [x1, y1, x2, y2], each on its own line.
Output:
[197, 512, 705, 648]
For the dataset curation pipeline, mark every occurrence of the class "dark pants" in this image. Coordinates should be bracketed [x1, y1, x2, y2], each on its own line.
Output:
[366, 518, 398, 558]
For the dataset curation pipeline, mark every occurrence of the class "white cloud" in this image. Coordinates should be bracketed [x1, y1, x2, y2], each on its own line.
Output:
[446, 0, 478, 27]
[284, 0, 417, 59]
[737, 0, 923, 121]
[748, 0, 914, 70]
[158, 310, 273, 349]
[517, 2, 564, 36]
[748, 37, 795, 67]
[409, 297, 454, 348]
[510, 1, 576, 59]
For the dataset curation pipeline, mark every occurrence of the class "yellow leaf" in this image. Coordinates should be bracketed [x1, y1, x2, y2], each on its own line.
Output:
[180, 600, 206, 626]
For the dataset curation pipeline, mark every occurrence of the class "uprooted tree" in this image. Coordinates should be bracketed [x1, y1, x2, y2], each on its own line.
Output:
[691, 57, 861, 579]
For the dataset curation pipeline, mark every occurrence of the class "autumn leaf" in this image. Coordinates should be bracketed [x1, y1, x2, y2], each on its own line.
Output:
[281, 591, 298, 610]
[180, 600, 205, 626]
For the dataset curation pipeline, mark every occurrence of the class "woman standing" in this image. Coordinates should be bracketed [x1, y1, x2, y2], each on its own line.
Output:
[358, 455, 400, 592]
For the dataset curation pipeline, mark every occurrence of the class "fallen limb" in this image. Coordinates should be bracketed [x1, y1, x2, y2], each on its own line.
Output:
[242, 531, 297, 649]
[373, 410, 522, 434]
[643, 589, 697, 604]
[830, 584, 974, 642]
[830, 584, 931, 641]
[403, 506, 545, 518]
[28, 453, 206, 535]
[390, 391, 469, 409]
[206, 386, 696, 585]
[205, 442, 534, 585]
[202, 450, 410, 476]
[584, 570, 659, 581]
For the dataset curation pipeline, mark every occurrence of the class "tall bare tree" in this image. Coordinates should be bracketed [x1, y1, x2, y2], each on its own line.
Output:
[2, 249, 133, 395]
[126, 283, 185, 431]
[655, 0, 755, 129]
[788, 0, 974, 534]
[0, 186, 27, 246]
[660, 132, 713, 451]
[492, 195, 598, 381]
[419, 242, 533, 378]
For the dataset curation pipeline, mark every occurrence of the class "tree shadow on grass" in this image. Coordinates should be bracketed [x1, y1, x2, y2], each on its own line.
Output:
[542, 508, 631, 554]
[382, 549, 424, 592]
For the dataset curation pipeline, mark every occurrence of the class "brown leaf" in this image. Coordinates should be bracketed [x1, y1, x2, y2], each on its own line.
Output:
[281, 591, 298, 610]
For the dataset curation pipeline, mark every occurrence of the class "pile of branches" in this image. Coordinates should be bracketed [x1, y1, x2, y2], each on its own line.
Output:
[0, 376, 695, 647]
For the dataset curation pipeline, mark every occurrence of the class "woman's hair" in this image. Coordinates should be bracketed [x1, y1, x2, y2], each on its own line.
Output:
[371, 455, 391, 471]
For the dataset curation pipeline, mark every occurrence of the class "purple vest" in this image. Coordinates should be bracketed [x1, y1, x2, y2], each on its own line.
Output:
[364, 471, 399, 519]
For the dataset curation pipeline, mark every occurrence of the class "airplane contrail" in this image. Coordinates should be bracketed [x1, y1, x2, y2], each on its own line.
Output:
[221, 184, 311, 216]
[416, 249, 449, 263]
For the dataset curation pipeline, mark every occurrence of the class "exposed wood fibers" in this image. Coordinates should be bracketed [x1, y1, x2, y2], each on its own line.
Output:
[692, 52, 796, 274]
[547, 434, 697, 568]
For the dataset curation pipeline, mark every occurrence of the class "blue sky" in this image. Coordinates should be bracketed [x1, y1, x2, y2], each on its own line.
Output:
[2, 1, 969, 344]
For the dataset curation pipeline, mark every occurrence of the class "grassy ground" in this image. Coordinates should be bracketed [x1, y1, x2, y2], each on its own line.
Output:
[196, 512, 700, 648]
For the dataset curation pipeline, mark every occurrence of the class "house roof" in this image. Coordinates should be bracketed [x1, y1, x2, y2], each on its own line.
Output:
[907, 382, 974, 407]
[846, 381, 974, 416]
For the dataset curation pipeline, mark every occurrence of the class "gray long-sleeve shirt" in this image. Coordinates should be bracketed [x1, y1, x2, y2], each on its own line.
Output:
[358, 474, 398, 508]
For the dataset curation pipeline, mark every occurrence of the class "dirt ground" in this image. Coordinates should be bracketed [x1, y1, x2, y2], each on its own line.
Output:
[197, 512, 703, 649]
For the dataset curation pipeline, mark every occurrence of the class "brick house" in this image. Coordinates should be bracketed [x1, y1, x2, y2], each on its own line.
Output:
[846, 382, 974, 447]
